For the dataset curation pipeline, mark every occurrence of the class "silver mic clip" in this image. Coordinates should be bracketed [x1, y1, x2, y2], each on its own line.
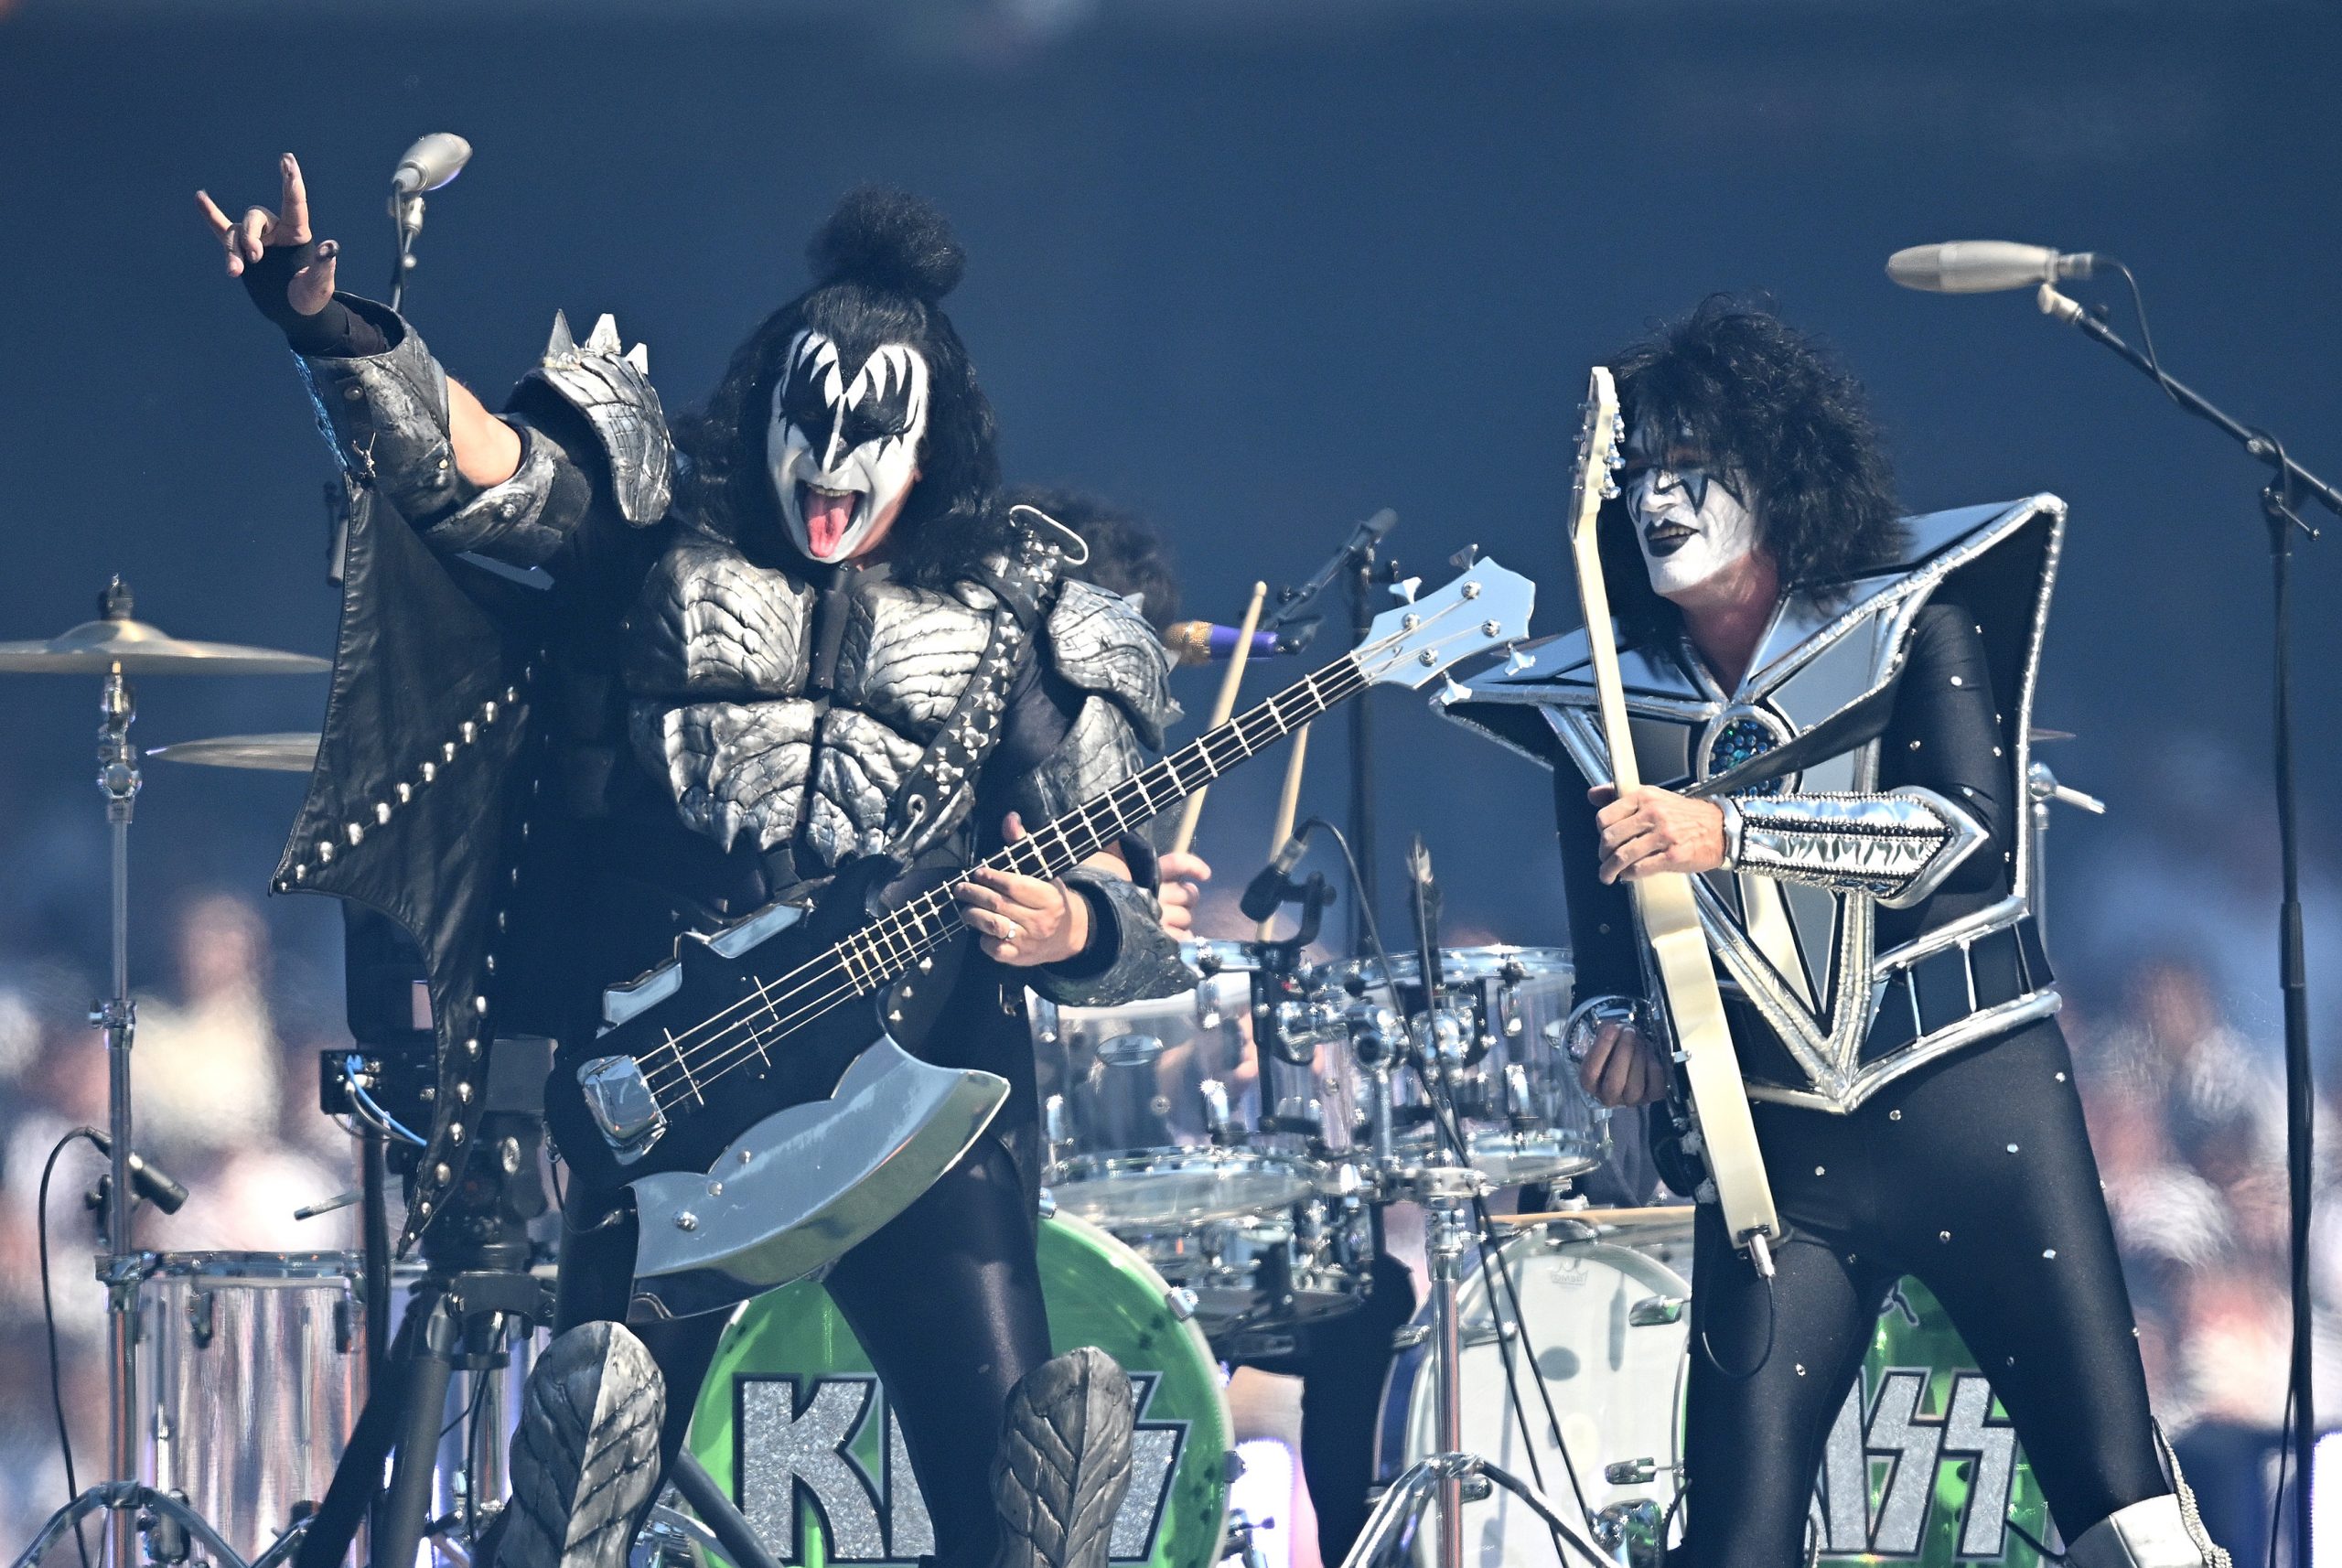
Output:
[2037, 284, 2085, 324]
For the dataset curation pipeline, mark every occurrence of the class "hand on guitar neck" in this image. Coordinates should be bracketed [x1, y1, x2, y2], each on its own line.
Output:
[1589, 782, 1728, 885]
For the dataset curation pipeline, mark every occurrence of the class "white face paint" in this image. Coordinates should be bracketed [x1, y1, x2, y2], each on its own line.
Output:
[767, 330, 931, 564]
[1625, 427, 1761, 603]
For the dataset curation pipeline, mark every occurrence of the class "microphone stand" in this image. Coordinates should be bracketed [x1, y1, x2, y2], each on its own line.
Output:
[2039, 281, 2334, 1559]
[1264, 509, 1399, 957]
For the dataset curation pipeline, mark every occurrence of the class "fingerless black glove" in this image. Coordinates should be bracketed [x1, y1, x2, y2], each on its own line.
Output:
[241, 242, 389, 358]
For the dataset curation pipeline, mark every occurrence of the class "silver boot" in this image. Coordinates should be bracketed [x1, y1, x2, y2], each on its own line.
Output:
[501, 1321, 669, 1568]
[2067, 1428, 2231, 1568]
[991, 1348, 1138, 1568]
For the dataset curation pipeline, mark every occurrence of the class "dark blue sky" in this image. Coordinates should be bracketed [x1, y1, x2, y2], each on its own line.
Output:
[1, 0, 2335, 1048]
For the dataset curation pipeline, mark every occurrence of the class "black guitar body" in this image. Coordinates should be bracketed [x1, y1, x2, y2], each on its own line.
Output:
[543, 855, 972, 1199]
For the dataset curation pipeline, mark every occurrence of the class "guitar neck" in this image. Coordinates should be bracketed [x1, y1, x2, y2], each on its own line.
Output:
[840, 650, 1371, 984]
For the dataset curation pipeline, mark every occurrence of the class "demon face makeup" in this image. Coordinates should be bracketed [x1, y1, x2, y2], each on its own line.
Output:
[1623, 420, 1761, 603]
[768, 329, 930, 563]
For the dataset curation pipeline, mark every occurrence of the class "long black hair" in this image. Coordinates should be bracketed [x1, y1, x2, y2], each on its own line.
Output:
[673, 187, 1008, 585]
[1595, 296, 1904, 643]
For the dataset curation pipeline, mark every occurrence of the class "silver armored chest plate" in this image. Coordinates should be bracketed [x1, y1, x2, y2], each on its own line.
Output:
[623, 534, 997, 875]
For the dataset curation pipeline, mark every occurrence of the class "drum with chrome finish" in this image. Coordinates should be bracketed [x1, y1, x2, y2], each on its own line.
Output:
[1116, 1195, 1377, 1348]
[138, 1251, 367, 1556]
[1030, 940, 1357, 1226]
[1376, 1229, 1689, 1566]
[1316, 946, 1601, 1185]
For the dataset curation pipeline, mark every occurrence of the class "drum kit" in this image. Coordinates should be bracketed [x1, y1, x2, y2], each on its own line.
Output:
[0, 577, 2057, 1568]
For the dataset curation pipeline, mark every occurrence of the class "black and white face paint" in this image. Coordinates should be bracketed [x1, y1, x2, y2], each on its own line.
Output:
[768, 330, 931, 563]
[1623, 421, 1760, 602]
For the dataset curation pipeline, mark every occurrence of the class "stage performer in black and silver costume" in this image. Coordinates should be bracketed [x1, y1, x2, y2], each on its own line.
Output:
[1448, 300, 2228, 1568]
[198, 161, 1192, 1568]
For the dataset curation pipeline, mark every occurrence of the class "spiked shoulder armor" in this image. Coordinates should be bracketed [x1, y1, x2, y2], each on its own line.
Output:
[514, 312, 673, 526]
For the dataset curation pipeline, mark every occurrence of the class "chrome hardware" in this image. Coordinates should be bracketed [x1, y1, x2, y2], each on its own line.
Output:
[1628, 1295, 1686, 1326]
[577, 1054, 666, 1163]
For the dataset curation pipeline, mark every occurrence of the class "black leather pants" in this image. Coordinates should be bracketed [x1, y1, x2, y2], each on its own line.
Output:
[1678, 1018, 2166, 1567]
[557, 1132, 1052, 1568]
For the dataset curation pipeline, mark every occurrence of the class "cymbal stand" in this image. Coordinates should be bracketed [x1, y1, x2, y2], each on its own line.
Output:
[13, 608, 251, 1568]
[1337, 1044, 1606, 1568]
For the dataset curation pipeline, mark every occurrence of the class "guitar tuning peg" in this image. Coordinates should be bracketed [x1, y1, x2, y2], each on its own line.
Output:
[1436, 674, 1471, 707]
[1390, 576, 1421, 604]
[1602, 479, 1621, 499]
[1506, 644, 1536, 675]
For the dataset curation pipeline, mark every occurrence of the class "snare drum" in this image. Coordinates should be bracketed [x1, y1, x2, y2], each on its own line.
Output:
[1031, 941, 1356, 1226]
[1317, 946, 1603, 1185]
[139, 1251, 367, 1555]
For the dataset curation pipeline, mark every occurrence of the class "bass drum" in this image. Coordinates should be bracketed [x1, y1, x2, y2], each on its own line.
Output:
[1375, 1241, 2055, 1568]
[687, 1212, 1230, 1568]
[1375, 1230, 1689, 1566]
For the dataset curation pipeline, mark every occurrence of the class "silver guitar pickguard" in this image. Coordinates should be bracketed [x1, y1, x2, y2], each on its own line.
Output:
[627, 1038, 1008, 1320]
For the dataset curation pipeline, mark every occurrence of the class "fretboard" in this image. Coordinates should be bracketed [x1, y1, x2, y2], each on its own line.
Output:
[836, 650, 1373, 988]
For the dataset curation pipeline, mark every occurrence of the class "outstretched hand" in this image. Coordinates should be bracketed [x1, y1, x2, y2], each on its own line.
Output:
[196, 153, 338, 315]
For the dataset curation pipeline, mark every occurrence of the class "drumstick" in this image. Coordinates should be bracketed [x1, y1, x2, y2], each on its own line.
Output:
[1255, 722, 1310, 940]
[1169, 581, 1267, 856]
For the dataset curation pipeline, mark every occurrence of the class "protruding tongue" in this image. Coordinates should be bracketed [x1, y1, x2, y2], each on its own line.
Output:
[803, 487, 859, 558]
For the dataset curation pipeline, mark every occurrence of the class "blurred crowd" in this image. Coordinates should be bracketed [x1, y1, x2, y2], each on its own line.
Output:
[0, 889, 2326, 1561]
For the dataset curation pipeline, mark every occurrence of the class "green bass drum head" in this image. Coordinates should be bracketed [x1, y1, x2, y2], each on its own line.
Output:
[688, 1210, 1230, 1568]
[1818, 1276, 2053, 1565]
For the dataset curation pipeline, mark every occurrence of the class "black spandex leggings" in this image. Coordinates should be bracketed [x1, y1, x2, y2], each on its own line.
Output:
[558, 1133, 1052, 1568]
[1679, 1018, 2166, 1568]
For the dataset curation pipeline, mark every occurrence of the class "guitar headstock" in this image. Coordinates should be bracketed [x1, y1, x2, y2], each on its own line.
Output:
[1566, 366, 1625, 550]
[1356, 556, 1536, 690]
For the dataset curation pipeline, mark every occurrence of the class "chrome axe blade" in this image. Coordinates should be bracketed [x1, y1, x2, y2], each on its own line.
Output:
[627, 1038, 1007, 1319]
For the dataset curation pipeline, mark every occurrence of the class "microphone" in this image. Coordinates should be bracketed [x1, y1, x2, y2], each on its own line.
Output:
[86, 1131, 190, 1214]
[391, 133, 473, 198]
[1240, 833, 1311, 923]
[1886, 241, 2098, 294]
[1163, 621, 1295, 669]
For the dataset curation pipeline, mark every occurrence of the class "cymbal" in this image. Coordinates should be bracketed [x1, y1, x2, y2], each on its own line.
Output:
[146, 733, 321, 772]
[0, 578, 329, 676]
[1501, 1205, 1698, 1246]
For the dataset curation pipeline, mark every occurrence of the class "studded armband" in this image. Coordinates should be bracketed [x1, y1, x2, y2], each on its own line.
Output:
[1726, 788, 1986, 910]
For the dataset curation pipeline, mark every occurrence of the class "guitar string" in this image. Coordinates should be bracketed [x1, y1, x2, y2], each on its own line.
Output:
[651, 617, 1509, 1108]
[638, 616, 1490, 1106]
[638, 660, 1375, 1102]
[632, 604, 1493, 1104]
[637, 621, 1489, 1106]
[630, 647, 1382, 1092]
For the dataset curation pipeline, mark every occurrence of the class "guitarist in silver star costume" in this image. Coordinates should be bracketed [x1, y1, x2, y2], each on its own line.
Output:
[199, 169, 1185, 1568]
[1447, 302, 2226, 1568]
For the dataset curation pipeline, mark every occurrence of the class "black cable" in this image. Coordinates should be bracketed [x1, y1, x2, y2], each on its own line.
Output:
[1694, 1259, 1777, 1382]
[2104, 259, 2191, 418]
[1304, 819, 1611, 1568]
[40, 1127, 105, 1568]
[2266, 1382, 2294, 1568]
[2005, 1517, 2066, 1564]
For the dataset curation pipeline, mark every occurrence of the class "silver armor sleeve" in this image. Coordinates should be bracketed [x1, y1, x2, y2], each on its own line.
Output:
[295, 303, 480, 531]
[1722, 787, 1987, 910]
[295, 303, 671, 564]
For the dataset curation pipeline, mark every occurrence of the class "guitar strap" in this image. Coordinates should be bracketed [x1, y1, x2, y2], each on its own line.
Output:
[885, 525, 1067, 862]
